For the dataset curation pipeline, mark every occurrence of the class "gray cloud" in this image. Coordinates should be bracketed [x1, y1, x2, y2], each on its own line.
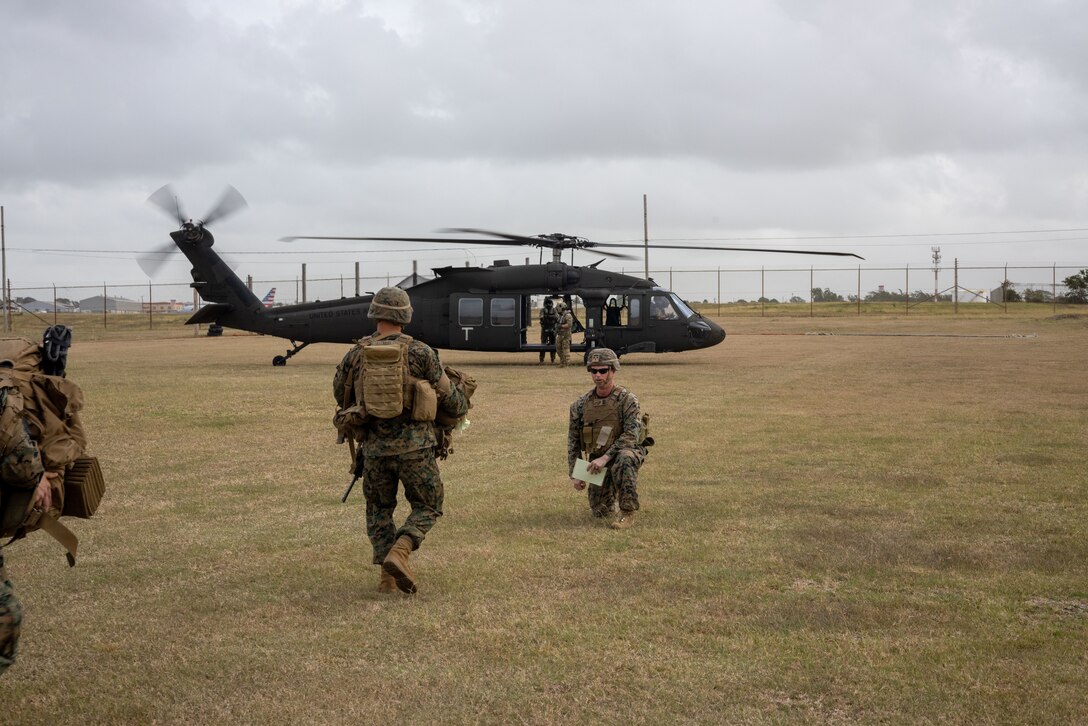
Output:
[2, 0, 1087, 291]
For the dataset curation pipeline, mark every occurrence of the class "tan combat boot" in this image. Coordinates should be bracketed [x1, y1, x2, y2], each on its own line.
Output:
[377, 570, 398, 594]
[610, 510, 637, 530]
[382, 535, 418, 594]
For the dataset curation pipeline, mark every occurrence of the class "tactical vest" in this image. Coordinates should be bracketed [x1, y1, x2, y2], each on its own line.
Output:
[579, 387, 652, 459]
[580, 388, 625, 459]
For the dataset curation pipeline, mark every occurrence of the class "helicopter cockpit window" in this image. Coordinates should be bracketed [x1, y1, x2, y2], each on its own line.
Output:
[669, 294, 696, 319]
[490, 297, 515, 327]
[458, 298, 484, 327]
[650, 294, 680, 321]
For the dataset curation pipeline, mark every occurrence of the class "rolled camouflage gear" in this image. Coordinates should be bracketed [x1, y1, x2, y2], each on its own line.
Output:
[367, 286, 413, 325]
[586, 347, 620, 372]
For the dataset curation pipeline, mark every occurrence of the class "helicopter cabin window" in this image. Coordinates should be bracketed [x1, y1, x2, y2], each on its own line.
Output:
[628, 297, 641, 326]
[490, 297, 516, 326]
[458, 298, 484, 327]
[650, 294, 680, 321]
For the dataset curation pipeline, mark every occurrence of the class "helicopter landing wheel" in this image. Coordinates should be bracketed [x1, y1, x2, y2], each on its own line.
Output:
[272, 340, 310, 366]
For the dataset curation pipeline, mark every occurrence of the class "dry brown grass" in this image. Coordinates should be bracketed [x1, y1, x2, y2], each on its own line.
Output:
[2, 313, 1087, 724]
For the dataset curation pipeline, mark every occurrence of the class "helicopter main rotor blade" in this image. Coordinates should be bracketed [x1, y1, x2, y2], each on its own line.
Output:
[147, 184, 187, 226]
[591, 241, 865, 259]
[439, 228, 548, 245]
[279, 234, 522, 245]
[201, 185, 248, 227]
[280, 231, 858, 259]
[280, 233, 640, 260]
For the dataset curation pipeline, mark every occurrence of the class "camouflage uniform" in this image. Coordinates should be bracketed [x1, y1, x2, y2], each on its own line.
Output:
[333, 335, 468, 565]
[555, 307, 573, 367]
[0, 381, 46, 676]
[568, 385, 647, 516]
[538, 303, 559, 363]
[0, 552, 22, 676]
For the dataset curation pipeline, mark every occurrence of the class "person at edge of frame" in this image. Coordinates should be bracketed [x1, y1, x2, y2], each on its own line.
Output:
[0, 360, 57, 676]
[567, 348, 648, 530]
[332, 287, 468, 595]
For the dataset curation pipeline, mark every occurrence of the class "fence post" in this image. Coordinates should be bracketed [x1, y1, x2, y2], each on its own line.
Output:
[1053, 264, 1057, 314]
[954, 258, 959, 314]
[761, 267, 765, 317]
[905, 264, 910, 316]
[148, 280, 153, 329]
[1003, 264, 1008, 312]
[53, 284, 58, 326]
[717, 267, 720, 317]
[103, 282, 108, 330]
[857, 265, 861, 316]
[809, 266, 813, 318]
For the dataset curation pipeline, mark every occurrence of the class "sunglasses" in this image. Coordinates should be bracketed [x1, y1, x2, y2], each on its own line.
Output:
[589, 367, 611, 375]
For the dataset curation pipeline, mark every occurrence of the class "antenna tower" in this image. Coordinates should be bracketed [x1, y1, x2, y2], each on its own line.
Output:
[931, 246, 942, 299]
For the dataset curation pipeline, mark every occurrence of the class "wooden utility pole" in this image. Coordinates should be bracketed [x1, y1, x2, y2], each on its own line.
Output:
[642, 194, 649, 279]
[1, 206, 7, 333]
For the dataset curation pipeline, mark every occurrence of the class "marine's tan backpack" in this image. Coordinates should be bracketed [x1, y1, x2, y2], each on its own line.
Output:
[0, 327, 104, 565]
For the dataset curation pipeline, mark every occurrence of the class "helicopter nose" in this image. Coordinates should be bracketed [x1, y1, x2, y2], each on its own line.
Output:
[688, 318, 726, 347]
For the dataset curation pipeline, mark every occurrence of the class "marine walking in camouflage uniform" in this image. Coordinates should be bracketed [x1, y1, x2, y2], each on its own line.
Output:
[554, 301, 573, 367]
[567, 348, 649, 529]
[538, 298, 559, 364]
[0, 363, 52, 676]
[333, 287, 468, 595]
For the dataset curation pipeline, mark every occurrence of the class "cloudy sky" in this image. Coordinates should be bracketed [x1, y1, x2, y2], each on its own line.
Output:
[3, 0, 1087, 300]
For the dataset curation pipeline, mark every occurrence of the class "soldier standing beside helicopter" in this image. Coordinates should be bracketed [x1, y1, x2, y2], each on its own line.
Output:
[332, 287, 468, 595]
[538, 298, 559, 365]
[567, 348, 649, 529]
[554, 301, 573, 367]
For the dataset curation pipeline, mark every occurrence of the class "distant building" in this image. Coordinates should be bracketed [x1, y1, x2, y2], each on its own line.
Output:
[78, 295, 143, 313]
[141, 300, 186, 313]
[395, 272, 432, 289]
[959, 288, 989, 303]
[18, 298, 75, 314]
[989, 282, 1071, 302]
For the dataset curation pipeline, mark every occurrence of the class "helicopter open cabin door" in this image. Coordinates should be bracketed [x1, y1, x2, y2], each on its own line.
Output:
[448, 292, 522, 351]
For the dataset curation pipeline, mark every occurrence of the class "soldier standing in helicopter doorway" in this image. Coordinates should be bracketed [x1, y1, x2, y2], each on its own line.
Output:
[332, 287, 468, 595]
[538, 298, 559, 364]
[554, 300, 573, 367]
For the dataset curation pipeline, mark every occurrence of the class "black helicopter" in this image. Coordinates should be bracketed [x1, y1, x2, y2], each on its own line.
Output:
[144, 185, 862, 366]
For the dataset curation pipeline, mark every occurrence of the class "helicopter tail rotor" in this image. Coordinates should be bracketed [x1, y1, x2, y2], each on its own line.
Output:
[141, 185, 248, 278]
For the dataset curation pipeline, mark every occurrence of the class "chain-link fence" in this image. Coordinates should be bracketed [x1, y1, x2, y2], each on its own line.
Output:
[4, 261, 1085, 338]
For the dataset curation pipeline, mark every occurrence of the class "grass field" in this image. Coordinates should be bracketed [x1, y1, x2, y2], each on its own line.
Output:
[2, 313, 1086, 724]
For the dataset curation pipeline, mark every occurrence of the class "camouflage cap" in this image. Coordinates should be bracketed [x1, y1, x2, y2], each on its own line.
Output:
[555, 300, 566, 311]
[586, 347, 620, 371]
[367, 286, 413, 324]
